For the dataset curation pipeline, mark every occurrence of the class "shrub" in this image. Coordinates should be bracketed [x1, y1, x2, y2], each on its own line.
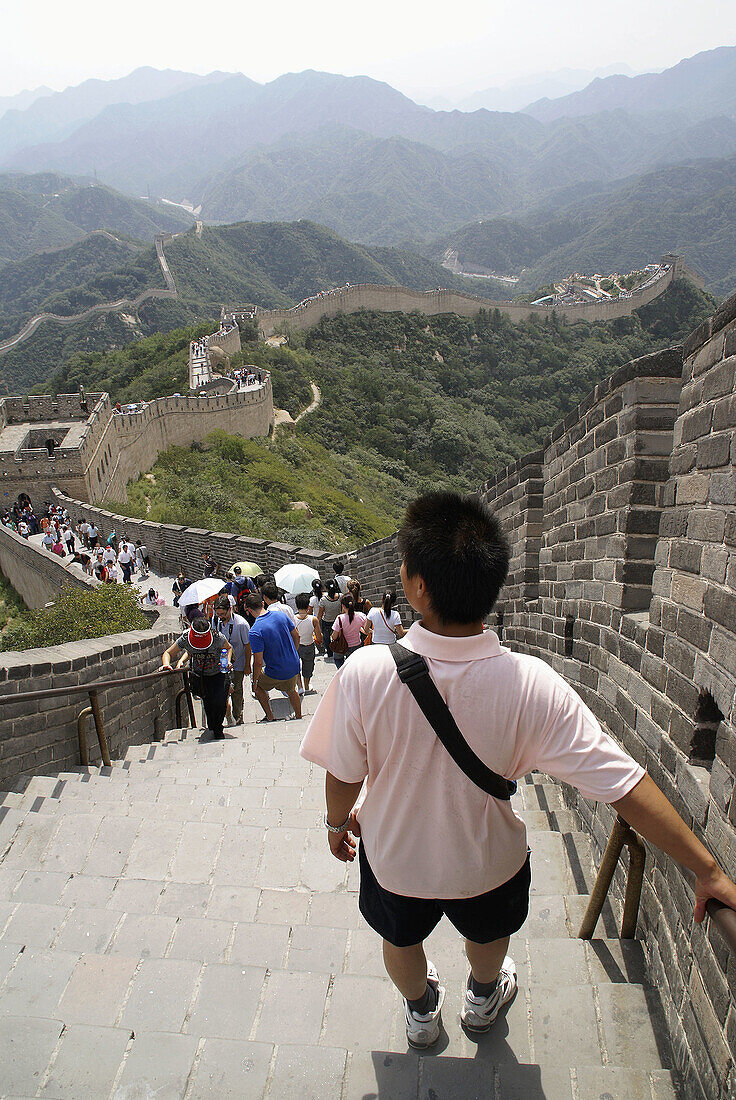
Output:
[0, 583, 149, 652]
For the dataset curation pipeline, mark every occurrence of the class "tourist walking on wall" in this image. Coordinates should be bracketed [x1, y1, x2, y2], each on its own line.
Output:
[172, 572, 192, 608]
[202, 552, 218, 578]
[295, 591, 322, 693]
[333, 561, 351, 594]
[300, 491, 736, 1050]
[317, 581, 342, 660]
[161, 617, 233, 739]
[347, 579, 372, 614]
[117, 541, 135, 584]
[135, 540, 149, 579]
[246, 592, 302, 722]
[211, 593, 251, 725]
[331, 594, 367, 669]
[365, 591, 406, 644]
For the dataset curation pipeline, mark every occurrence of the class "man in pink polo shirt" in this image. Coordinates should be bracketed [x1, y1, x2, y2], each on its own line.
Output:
[300, 492, 736, 1049]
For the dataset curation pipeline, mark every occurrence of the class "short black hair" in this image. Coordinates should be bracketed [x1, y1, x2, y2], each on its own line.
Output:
[246, 592, 264, 612]
[333, 561, 344, 573]
[295, 592, 310, 610]
[398, 492, 510, 624]
[261, 581, 279, 602]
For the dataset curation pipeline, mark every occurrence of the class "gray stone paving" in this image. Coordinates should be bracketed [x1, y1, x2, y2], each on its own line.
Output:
[0, 655, 680, 1098]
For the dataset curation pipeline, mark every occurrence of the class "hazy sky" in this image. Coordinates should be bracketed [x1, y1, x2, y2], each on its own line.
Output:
[2, 0, 735, 99]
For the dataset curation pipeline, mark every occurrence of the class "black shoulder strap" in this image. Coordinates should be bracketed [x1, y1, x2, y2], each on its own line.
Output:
[389, 643, 515, 801]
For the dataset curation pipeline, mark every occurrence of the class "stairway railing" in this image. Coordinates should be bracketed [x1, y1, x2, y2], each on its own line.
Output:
[579, 814, 736, 955]
[578, 814, 646, 940]
[0, 670, 195, 767]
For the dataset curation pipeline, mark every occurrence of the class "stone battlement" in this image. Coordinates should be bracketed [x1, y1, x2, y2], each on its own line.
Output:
[0, 372, 273, 509]
[249, 255, 703, 337]
[0, 273, 733, 1099]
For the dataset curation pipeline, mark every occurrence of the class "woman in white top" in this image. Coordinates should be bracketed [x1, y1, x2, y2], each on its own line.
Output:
[365, 591, 406, 644]
[317, 581, 342, 660]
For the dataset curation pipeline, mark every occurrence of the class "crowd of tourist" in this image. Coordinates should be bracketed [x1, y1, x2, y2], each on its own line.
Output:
[161, 556, 407, 736]
[290, 283, 352, 313]
[226, 367, 262, 389]
[3, 495, 159, 609]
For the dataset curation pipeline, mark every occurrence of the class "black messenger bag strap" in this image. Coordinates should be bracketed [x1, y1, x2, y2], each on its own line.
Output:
[389, 643, 515, 801]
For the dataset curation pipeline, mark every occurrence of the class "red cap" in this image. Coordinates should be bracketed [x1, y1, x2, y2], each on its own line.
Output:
[188, 623, 212, 650]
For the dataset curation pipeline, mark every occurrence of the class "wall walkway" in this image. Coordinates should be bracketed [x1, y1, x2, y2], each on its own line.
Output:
[0, 274, 733, 1097]
[253, 255, 702, 338]
[0, 233, 179, 358]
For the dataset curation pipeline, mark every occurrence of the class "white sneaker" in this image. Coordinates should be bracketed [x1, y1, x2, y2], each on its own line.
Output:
[461, 956, 517, 1033]
[404, 962, 445, 1049]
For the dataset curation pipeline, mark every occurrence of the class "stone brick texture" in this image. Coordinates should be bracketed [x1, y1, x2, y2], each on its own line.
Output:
[0, 609, 180, 790]
[0, 275, 733, 1098]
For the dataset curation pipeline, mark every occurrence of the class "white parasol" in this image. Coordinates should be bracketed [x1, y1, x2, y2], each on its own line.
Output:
[176, 577, 227, 610]
[273, 563, 320, 595]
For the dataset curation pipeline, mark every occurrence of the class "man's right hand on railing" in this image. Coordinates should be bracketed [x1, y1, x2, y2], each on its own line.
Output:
[613, 773, 736, 922]
[695, 865, 736, 924]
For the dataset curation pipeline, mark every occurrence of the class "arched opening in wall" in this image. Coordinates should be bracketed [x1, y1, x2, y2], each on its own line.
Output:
[690, 690, 723, 773]
[564, 615, 575, 658]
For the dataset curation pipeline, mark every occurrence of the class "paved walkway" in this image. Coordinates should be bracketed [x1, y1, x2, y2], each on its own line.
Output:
[28, 533, 178, 606]
[0, 654, 679, 1098]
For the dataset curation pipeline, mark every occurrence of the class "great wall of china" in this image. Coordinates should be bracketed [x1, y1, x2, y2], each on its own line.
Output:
[0, 260, 733, 1096]
[0, 233, 179, 357]
[251, 254, 704, 337]
[0, 226, 704, 358]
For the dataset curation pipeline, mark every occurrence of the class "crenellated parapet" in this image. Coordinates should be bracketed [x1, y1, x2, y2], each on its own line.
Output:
[248, 256, 700, 337]
[0, 376, 274, 508]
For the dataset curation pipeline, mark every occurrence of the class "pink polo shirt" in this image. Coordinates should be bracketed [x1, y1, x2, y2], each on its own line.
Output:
[300, 623, 644, 899]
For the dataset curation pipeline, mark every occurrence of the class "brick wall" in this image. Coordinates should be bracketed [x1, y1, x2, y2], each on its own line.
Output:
[479, 311, 736, 1099]
[0, 522, 181, 789]
[256, 260, 682, 337]
[0, 612, 180, 789]
[4, 279, 733, 1096]
[0, 523, 92, 609]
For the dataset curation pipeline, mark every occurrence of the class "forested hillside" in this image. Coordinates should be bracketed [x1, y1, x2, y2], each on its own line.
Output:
[0, 172, 192, 267]
[423, 152, 736, 295]
[0, 219, 508, 393]
[164, 221, 510, 306]
[0, 234, 158, 335]
[111, 280, 714, 548]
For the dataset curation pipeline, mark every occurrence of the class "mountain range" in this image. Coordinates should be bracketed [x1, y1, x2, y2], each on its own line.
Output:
[0, 49, 731, 263]
[0, 172, 192, 267]
[0, 217, 513, 393]
[0, 47, 733, 295]
[424, 151, 736, 296]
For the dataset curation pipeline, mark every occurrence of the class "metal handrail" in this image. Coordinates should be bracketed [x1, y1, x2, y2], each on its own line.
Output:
[0, 669, 175, 704]
[1, 669, 194, 768]
[579, 815, 646, 939]
[580, 816, 736, 955]
[683, 868, 736, 955]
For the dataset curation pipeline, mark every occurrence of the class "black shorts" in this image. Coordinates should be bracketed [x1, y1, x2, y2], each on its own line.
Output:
[358, 842, 531, 948]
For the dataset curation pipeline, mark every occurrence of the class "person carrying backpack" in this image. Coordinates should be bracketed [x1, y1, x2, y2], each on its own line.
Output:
[135, 540, 150, 579]
[300, 491, 736, 1050]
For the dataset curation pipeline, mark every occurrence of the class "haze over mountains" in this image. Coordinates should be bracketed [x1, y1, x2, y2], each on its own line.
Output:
[0, 45, 735, 296]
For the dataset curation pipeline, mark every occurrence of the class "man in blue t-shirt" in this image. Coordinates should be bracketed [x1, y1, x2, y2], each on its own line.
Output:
[246, 592, 302, 722]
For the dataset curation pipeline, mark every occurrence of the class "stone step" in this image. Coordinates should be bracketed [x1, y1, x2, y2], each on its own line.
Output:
[0, 1006, 681, 1100]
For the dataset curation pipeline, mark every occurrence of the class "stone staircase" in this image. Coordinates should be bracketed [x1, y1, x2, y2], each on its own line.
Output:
[0, 657, 680, 1099]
